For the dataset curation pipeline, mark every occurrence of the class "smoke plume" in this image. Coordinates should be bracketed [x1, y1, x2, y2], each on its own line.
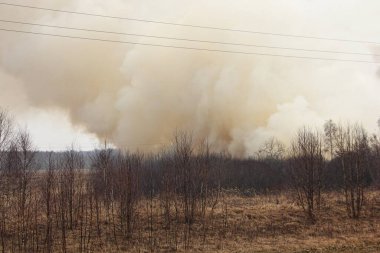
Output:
[1, 0, 380, 156]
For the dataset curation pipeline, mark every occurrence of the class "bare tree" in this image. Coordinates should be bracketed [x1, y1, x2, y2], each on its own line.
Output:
[5, 129, 37, 252]
[256, 137, 285, 161]
[40, 152, 56, 253]
[324, 119, 337, 160]
[369, 134, 380, 186]
[0, 109, 14, 253]
[335, 124, 370, 218]
[115, 152, 142, 239]
[158, 150, 179, 250]
[0, 110, 13, 154]
[90, 142, 114, 246]
[289, 127, 324, 223]
[62, 147, 84, 230]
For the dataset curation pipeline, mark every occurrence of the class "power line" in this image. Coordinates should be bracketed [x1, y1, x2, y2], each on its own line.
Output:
[0, 28, 379, 64]
[0, 2, 379, 45]
[0, 19, 378, 57]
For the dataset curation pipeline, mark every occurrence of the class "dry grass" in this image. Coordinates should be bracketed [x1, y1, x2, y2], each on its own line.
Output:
[3, 188, 379, 252]
[219, 191, 379, 252]
[118, 190, 380, 253]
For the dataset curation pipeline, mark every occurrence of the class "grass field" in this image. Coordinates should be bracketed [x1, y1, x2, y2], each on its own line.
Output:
[119, 190, 380, 253]
[1, 183, 379, 252]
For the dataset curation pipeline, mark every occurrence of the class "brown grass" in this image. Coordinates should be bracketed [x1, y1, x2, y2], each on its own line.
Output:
[98, 190, 379, 253]
[3, 187, 379, 252]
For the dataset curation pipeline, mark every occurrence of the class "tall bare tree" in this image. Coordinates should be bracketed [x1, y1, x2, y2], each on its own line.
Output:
[369, 134, 380, 186]
[0, 109, 14, 253]
[289, 127, 324, 223]
[335, 124, 370, 218]
[40, 152, 56, 253]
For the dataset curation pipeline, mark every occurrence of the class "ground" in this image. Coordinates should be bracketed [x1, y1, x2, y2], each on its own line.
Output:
[122, 190, 380, 253]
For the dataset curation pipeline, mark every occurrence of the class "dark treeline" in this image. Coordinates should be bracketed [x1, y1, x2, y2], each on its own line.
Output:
[0, 109, 379, 252]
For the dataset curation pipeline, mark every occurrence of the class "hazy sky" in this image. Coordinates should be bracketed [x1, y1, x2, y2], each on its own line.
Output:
[0, 0, 379, 155]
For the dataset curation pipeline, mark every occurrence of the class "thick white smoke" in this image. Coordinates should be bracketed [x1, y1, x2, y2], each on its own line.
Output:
[1, 0, 380, 156]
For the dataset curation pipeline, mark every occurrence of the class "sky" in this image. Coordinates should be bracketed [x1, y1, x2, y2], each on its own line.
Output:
[0, 0, 380, 155]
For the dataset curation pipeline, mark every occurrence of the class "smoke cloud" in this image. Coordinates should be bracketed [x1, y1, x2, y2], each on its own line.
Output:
[1, 0, 380, 156]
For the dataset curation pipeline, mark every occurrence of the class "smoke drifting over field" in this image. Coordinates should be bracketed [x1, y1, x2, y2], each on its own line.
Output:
[1, 0, 380, 156]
